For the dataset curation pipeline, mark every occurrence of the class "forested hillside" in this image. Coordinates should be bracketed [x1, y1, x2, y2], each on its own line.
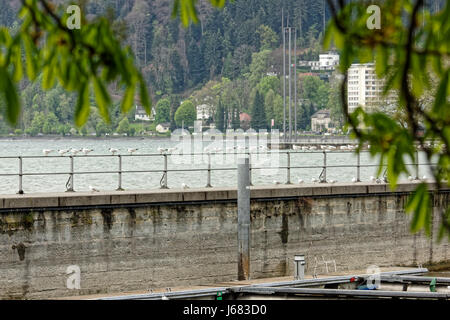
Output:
[0, 0, 445, 136]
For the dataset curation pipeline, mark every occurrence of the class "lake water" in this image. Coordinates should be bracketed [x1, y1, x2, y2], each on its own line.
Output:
[0, 137, 432, 194]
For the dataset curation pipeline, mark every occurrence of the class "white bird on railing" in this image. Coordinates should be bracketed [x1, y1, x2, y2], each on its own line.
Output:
[329, 179, 337, 184]
[58, 149, 69, 156]
[109, 148, 119, 155]
[89, 185, 100, 192]
[298, 179, 304, 184]
[127, 148, 138, 155]
[340, 145, 348, 150]
[328, 146, 337, 150]
[82, 148, 93, 155]
[408, 175, 414, 181]
[370, 176, 376, 182]
[309, 146, 317, 150]
[422, 175, 427, 181]
[273, 180, 281, 185]
[42, 149, 53, 156]
[352, 177, 358, 183]
[301, 146, 309, 151]
[70, 148, 81, 155]
[311, 177, 319, 183]
[181, 183, 189, 189]
[293, 145, 301, 150]
[158, 147, 167, 154]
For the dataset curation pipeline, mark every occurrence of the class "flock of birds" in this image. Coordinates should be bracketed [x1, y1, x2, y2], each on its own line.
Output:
[42, 144, 361, 157]
[42, 148, 139, 156]
[292, 144, 362, 151]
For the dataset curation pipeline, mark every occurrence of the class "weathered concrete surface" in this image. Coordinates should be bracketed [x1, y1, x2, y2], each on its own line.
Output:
[0, 182, 448, 299]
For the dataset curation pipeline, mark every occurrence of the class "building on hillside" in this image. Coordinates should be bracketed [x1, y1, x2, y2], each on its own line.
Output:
[239, 113, 251, 131]
[196, 104, 213, 121]
[298, 52, 340, 71]
[156, 122, 171, 133]
[135, 105, 155, 121]
[311, 109, 331, 132]
[347, 63, 387, 113]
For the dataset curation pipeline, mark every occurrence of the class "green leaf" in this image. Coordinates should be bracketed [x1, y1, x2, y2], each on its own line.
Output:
[323, 22, 334, 50]
[42, 65, 56, 90]
[93, 77, 111, 123]
[121, 83, 136, 114]
[74, 83, 90, 127]
[432, 70, 448, 116]
[406, 183, 432, 236]
[1, 68, 20, 125]
[22, 35, 38, 81]
[139, 76, 152, 115]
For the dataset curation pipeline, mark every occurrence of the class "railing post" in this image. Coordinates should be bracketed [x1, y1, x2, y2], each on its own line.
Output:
[248, 152, 253, 186]
[356, 152, 361, 182]
[237, 157, 250, 280]
[117, 155, 124, 191]
[17, 156, 24, 194]
[66, 156, 74, 192]
[320, 151, 327, 183]
[206, 153, 212, 187]
[286, 152, 291, 184]
[415, 149, 419, 180]
[161, 154, 168, 189]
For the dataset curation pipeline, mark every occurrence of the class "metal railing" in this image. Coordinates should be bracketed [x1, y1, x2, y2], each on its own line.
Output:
[0, 149, 427, 194]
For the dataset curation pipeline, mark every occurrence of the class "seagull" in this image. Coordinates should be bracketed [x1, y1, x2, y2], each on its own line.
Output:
[273, 180, 281, 185]
[329, 179, 337, 184]
[408, 175, 414, 181]
[89, 185, 100, 192]
[352, 177, 358, 183]
[293, 145, 301, 150]
[109, 148, 119, 155]
[309, 146, 317, 150]
[181, 183, 189, 189]
[328, 146, 337, 150]
[42, 149, 53, 156]
[301, 146, 309, 151]
[340, 146, 348, 150]
[58, 149, 69, 156]
[127, 148, 138, 155]
[422, 175, 427, 181]
[82, 148, 93, 155]
[70, 148, 81, 155]
[375, 178, 382, 184]
[298, 179, 304, 184]
[370, 176, 376, 183]
[158, 147, 168, 154]
[311, 177, 319, 183]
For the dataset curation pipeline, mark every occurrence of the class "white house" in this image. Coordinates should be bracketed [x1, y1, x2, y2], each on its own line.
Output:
[156, 122, 171, 133]
[311, 109, 332, 132]
[196, 104, 213, 121]
[135, 105, 155, 121]
[299, 52, 339, 71]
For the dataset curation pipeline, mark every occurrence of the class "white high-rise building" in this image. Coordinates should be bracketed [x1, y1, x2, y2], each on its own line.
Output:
[347, 63, 384, 113]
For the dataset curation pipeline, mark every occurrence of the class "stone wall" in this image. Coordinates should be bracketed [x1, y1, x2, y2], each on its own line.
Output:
[0, 183, 448, 299]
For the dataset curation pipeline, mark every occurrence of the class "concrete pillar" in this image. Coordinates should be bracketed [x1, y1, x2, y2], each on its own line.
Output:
[237, 157, 250, 280]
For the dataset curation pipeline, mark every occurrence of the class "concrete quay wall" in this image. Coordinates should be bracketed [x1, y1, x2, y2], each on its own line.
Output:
[0, 182, 448, 299]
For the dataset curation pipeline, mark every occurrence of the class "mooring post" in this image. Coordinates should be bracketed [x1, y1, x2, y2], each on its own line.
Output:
[237, 157, 250, 280]
[117, 155, 124, 191]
